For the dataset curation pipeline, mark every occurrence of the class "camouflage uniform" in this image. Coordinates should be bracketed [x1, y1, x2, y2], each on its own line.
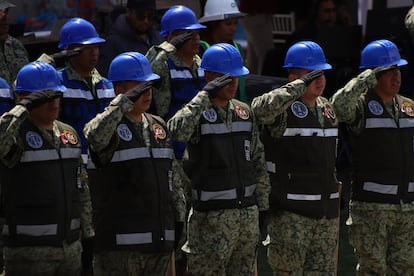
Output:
[0, 35, 29, 85]
[146, 41, 202, 118]
[0, 105, 94, 276]
[83, 94, 185, 275]
[167, 91, 270, 275]
[251, 79, 339, 275]
[331, 69, 414, 275]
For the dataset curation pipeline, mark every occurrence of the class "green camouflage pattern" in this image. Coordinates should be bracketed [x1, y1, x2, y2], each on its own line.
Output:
[4, 240, 82, 275]
[347, 201, 414, 275]
[94, 250, 171, 276]
[147, 41, 202, 118]
[83, 94, 187, 221]
[0, 35, 29, 85]
[183, 206, 259, 275]
[268, 211, 338, 275]
[167, 91, 271, 210]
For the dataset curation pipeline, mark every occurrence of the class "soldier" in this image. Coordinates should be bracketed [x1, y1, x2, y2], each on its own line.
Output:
[84, 52, 185, 275]
[0, 0, 29, 84]
[251, 41, 340, 275]
[167, 43, 270, 275]
[0, 61, 93, 275]
[331, 39, 414, 274]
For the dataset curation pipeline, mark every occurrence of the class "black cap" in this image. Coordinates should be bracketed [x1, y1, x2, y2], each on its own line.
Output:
[126, 0, 156, 12]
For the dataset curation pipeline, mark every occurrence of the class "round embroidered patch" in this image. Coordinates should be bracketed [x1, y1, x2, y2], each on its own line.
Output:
[235, 105, 250, 120]
[202, 108, 217, 122]
[26, 131, 43, 149]
[368, 100, 383, 115]
[117, 124, 133, 141]
[291, 101, 308, 118]
[153, 123, 166, 140]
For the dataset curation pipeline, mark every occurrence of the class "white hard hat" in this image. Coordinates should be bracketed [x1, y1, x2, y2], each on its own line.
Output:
[199, 0, 245, 23]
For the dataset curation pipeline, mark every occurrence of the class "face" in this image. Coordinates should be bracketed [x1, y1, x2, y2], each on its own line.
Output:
[126, 8, 154, 34]
[316, 0, 337, 26]
[214, 18, 238, 43]
[206, 72, 238, 102]
[375, 67, 401, 97]
[69, 44, 99, 73]
[18, 92, 61, 124]
[293, 69, 326, 99]
[0, 9, 9, 37]
[170, 30, 200, 56]
[116, 80, 152, 113]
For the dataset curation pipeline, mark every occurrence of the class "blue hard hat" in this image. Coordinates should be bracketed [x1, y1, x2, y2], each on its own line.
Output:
[15, 62, 66, 93]
[283, 41, 332, 70]
[201, 43, 249, 77]
[160, 5, 206, 36]
[58, 17, 105, 49]
[108, 52, 160, 82]
[359, 39, 408, 69]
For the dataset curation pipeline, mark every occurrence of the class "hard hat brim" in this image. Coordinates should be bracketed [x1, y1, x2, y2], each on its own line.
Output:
[199, 12, 246, 23]
[160, 23, 206, 36]
[359, 58, 408, 69]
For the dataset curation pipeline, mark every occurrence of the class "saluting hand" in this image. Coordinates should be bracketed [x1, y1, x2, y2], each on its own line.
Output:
[203, 74, 233, 98]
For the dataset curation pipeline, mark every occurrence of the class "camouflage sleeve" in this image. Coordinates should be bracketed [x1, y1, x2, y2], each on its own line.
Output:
[79, 160, 94, 238]
[251, 79, 306, 125]
[83, 94, 133, 160]
[167, 91, 211, 142]
[172, 158, 187, 222]
[251, 116, 271, 211]
[147, 42, 177, 118]
[0, 105, 28, 167]
[330, 69, 376, 129]
[405, 6, 414, 35]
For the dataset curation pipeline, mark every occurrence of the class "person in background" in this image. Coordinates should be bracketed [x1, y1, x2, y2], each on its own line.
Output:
[57, 17, 115, 276]
[0, 0, 28, 85]
[84, 52, 185, 275]
[331, 39, 414, 275]
[167, 43, 270, 275]
[251, 41, 340, 275]
[97, 0, 164, 77]
[238, 0, 278, 75]
[0, 61, 93, 276]
[199, 0, 248, 103]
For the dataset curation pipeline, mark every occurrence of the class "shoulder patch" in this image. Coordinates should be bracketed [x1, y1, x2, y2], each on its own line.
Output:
[235, 105, 250, 120]
[153, 123, 166, 141]
[368, 100, 383, 115]
[203, 108, 217, 122]
[60, 129, 79, 145]
[291, 101, 308, 118]
[117, 124, 133, 142]
[26, 131, 43, 149]
[401, 102, 414, 117]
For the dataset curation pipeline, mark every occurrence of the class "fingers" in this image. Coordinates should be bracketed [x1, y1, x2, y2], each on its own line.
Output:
[215, 73, 233, 88]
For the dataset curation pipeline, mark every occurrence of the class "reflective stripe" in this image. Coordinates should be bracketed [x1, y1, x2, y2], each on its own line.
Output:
[197, 67, 205, 78]
[363, 181, 398, 195]
[21, 148, 80, 162]
[194, 188, 238, 201]
[17, 224, 58, 236]
[2, 225, 8, 236]
[116, 232, 152, 245]
[283, 128, 338, 137]
[64, 88, 95, 100]
[409, 182, 414, 192]
[96, 88, 115, 99]
[81, 154, 88, 165]
[87, 158, 96, 169]
[165, 230, 175, 241]
[266, 161, 276, 173]
[399, 118, 414, 128]
[151, 148, 174, 159]
[170, 69, 193, 79]
[287, 193, 322, 200]
[245, 184, 256, 197]
[70, 218, 80, 230]
[201, 121, 252, 135]
[365, 118, 396, 128]
[0, 88, 12, 99]
[330, 192, 339, 199]
[111, 148, 150, 162]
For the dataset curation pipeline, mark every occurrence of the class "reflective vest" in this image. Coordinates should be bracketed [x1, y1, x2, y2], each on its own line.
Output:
[88, 114, 175, 253]
[187, 101, 257, 211]
[351, 92, 414, 204]
[166, 58, 206, 159]
[59, 69, 115, 160]
[0, 81, 13, 115]
[262, 99, 339, 219]
[2, 120, 82, 247]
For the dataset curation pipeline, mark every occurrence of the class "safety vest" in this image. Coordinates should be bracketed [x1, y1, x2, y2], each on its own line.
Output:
[262, 99, 339, 219]
[187, 101, 257, 211]
[58, 69, 115, 159]
[2, 120, 82, 247]
[0, 84, 13, 115]
[88, 114, 175, 253]
[351, 92, 414, 204]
